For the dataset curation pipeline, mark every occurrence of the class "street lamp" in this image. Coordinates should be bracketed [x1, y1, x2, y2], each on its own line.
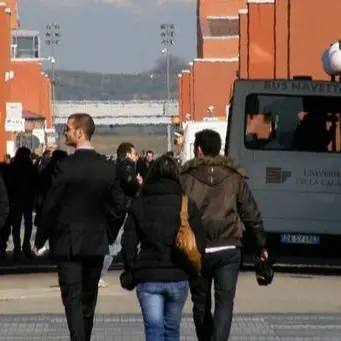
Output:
[45, 23, 60, 119]
[160, 23, 175, 100]
[160, 23, 175, 152]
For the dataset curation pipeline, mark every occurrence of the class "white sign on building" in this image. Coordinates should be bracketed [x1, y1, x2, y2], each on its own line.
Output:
[5, 118, 25, 132]
[6, 102, 22, 119]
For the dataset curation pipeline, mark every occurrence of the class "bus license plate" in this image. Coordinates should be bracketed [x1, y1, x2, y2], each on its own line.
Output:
[280, 234, 320, 245]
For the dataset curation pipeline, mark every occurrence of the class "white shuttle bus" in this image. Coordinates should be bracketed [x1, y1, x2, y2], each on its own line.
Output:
[226, 78, 341, 259]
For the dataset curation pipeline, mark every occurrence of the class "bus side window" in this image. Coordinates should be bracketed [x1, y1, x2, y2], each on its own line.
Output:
[244, 94, 341, 154]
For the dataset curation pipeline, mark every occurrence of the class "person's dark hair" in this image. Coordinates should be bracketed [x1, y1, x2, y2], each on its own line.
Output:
[68, 113, 95, 140]
[146, 150, 154, 155]
[117, 142, 135, 160]
[194, 129, 221, 157]
[165, 151, 174, 158]
[147, 155, 180, 184]
[14, 146, 31, 163]
[52, 149, 68, 162]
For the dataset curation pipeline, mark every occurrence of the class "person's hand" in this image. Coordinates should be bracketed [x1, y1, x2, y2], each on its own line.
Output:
[31, 246, 40, 257]
[254, 248, 274, 286]
[260, 248, 268, 260]
[119, 271, 135, 291]
[136, 173, 143, 185]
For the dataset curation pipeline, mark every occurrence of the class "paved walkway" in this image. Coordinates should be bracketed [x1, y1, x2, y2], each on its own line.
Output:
[0, 271, 341, 340]
[0, 313, 341, 340]
[1, 271, 341, 314]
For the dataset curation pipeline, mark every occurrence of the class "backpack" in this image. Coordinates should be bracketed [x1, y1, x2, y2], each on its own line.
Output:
[174, 195, 202, 276]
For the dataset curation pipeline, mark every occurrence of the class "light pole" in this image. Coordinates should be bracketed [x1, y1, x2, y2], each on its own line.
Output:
[45, 23, 60, 119]
[160, 23, 175, 152]
[160, 23, 175, 100]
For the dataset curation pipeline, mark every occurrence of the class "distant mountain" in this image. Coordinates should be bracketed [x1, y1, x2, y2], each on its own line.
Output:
[49, 55, 188, 101]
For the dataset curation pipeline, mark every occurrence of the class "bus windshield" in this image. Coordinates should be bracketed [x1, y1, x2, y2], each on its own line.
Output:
[244, 94, 341, 153]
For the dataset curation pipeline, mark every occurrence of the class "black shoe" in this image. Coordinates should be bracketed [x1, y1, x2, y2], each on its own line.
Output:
[0, 248, 7, 260]
[13, 250, 22, 262]
[23, 249, 33, 259]
[23, 245, 33, 259]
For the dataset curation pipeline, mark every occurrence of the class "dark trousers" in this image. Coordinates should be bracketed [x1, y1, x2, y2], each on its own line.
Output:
[0, 204, 33, 258]
[11, 203, 33, 252]
[57, 256, 104, 341]
[0, 216, 11, 254]
[190, 248, 241, 341]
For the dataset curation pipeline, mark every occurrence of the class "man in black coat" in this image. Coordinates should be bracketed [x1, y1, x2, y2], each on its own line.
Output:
[98, 142, 142, 288]
[33, 113, 126, 341]
[136, 149, 154, 181]
[116, 142, 142, 199]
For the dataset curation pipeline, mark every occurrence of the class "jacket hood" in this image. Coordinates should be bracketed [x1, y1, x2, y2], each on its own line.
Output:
[181, 155, 246, 186]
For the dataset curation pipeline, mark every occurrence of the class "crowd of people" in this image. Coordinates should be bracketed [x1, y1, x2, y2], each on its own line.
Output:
[0, 112, 270, 341]
[0, 144, 156, 262]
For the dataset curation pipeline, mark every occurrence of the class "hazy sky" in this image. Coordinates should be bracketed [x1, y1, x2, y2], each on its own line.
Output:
[18, 0, 197, 74]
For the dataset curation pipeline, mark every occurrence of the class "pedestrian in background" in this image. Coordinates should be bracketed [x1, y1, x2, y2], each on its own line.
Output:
[98, 142, 142, 288]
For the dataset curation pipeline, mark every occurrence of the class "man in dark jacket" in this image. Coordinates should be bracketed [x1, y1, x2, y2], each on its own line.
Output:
[116, 142, 142, 200]
[181, 129, 268, 341]
[33, 113, 126, 341]
[136, 149, 154, 181]
[5, 147, 38, 260]
[98, 142, 142, 288]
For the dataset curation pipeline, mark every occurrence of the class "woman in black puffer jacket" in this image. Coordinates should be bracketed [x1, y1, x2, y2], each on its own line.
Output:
[121, 155, 206, 341]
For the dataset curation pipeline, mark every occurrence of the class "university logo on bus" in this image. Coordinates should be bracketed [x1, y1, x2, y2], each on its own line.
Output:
[265, 167, 292, 184]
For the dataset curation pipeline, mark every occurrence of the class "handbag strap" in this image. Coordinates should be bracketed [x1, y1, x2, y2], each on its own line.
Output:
[180, 195, 189, 224]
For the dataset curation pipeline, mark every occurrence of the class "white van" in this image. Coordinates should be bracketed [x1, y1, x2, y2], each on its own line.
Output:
[180, 119, 227, 164]
[226, 78, 341, 259]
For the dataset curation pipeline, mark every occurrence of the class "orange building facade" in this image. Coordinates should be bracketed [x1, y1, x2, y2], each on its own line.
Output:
[0, 0, 52, 159]
[178, 0, 341, 123]
[9, 60, 52, 128]
[5, 0, 19, 30]
[179, 0, 246, 122]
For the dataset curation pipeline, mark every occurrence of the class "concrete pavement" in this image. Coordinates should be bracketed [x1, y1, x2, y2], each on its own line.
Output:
[1, 313, 341, 340]
[0, 270, 340, 314]
[0, 271, 340, 340]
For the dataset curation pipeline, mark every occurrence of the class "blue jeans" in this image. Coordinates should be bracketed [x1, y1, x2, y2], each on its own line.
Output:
[136, 281, 189, 341]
